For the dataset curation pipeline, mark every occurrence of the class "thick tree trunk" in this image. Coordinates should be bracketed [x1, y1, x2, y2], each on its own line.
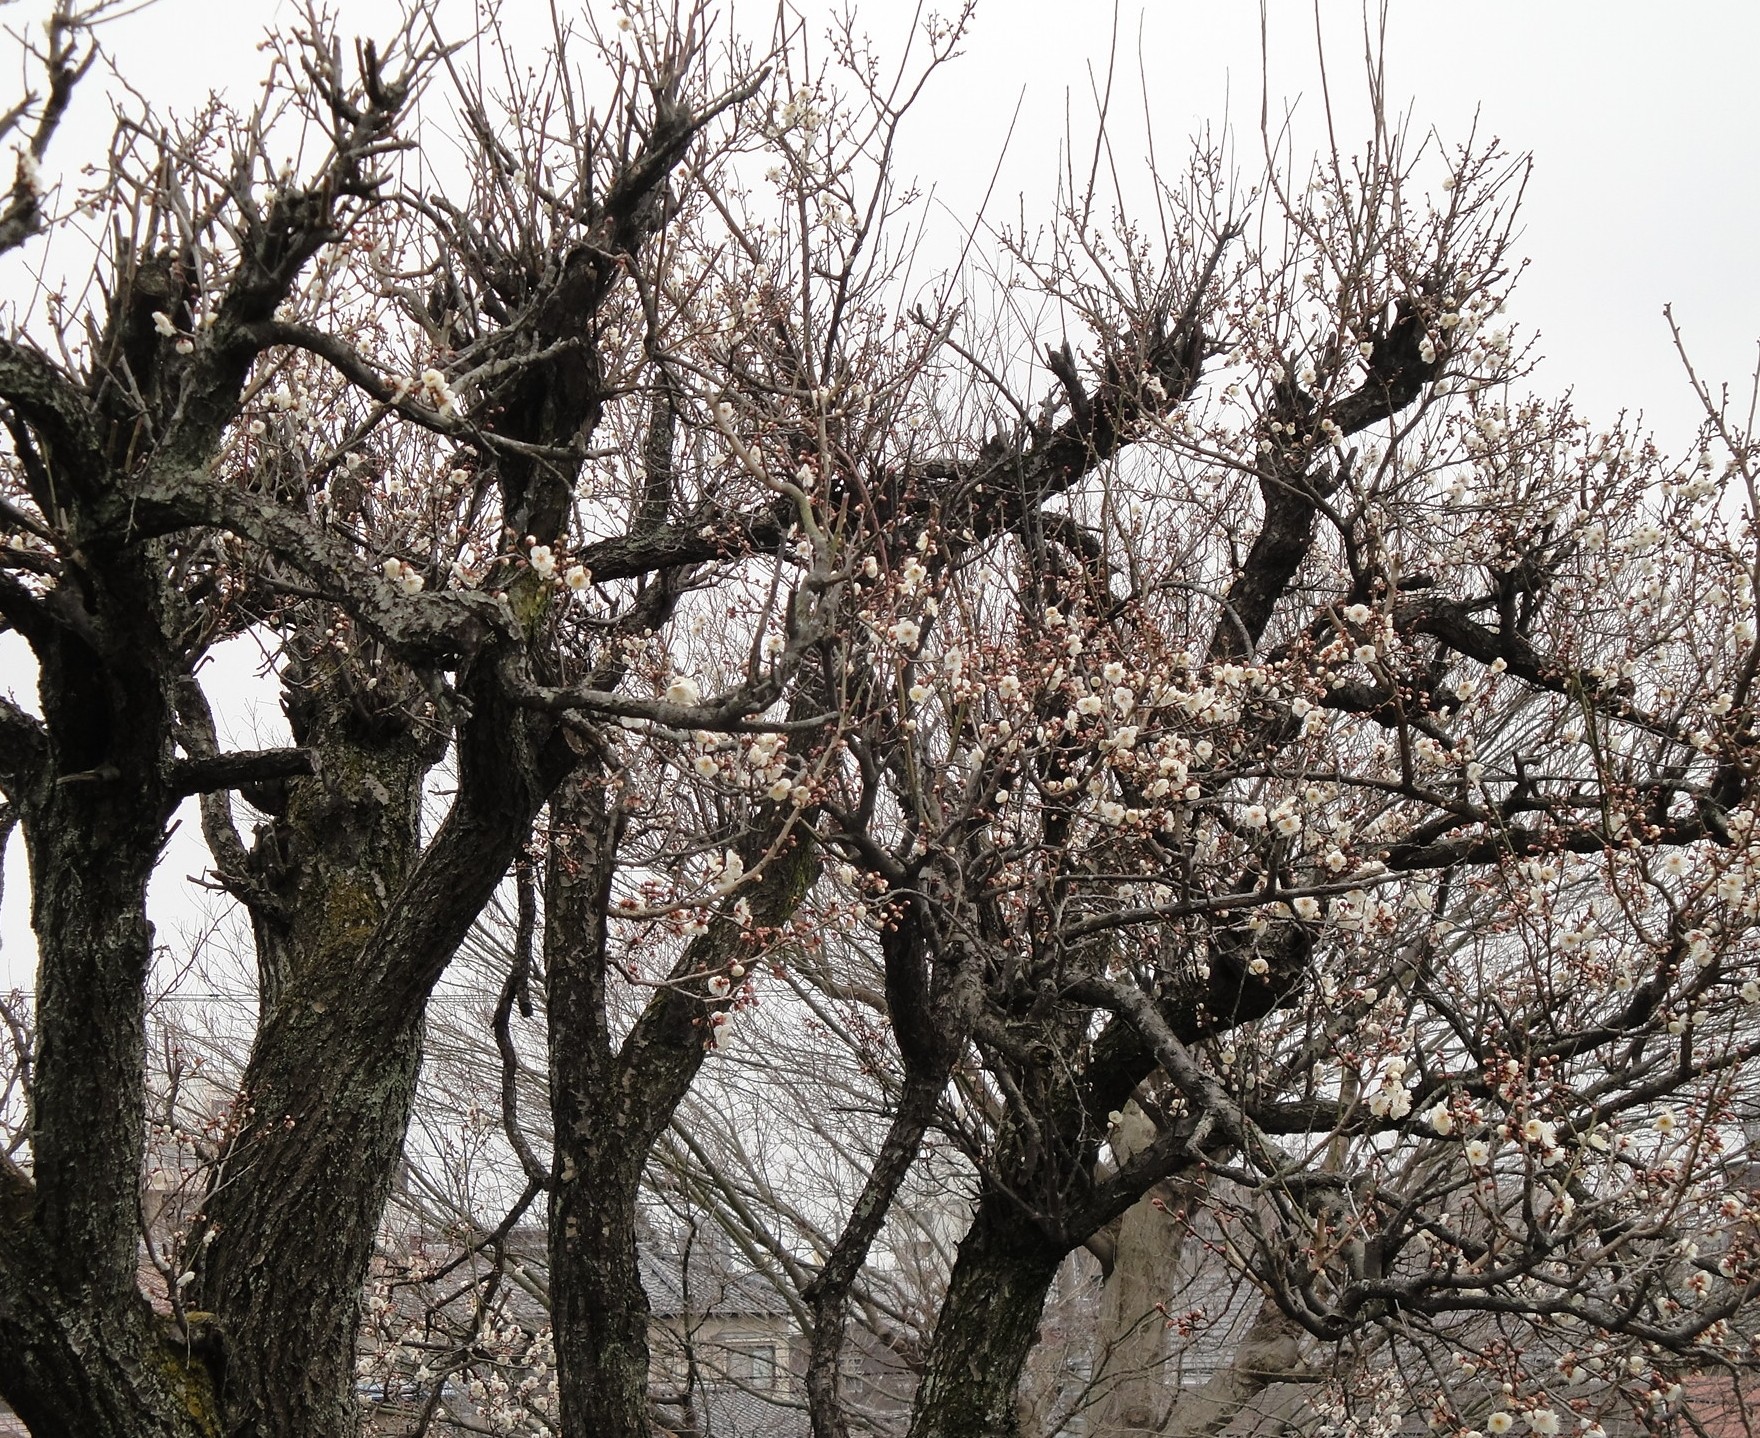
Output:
[26, 777, 160, 1295]
[548, 773, 818, 1438]
[0, 1119, 219, 1438]
[546, 778, 650, 1438]
[549, 1144, 655, 1437]
[905, 1199, 1066, 1438]
[194, 665, 568, 1437]
[190, 649, 434, 1437]
[25, 573, 175, 1303]
[0, 543, 219, 1436]
[195, 1002, 428, 1436]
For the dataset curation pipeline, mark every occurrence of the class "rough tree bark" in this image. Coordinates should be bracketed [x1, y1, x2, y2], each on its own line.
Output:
[0, 17, 746, 1435]
[906, 1198, 1069, 1438]
[547, 771, 819, 1438]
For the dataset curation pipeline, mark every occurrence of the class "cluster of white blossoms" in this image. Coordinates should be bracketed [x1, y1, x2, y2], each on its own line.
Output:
[380, 556, 425, 595]
[1366, 1056, 1412, 1119]
[1010, 639, 1429, 900]
[458, 1322, 558, 1435]
[417, 366, 457, 415]
[684, 727, 811, 808]
[355, 1292, 557, 1436]
[886, 617, 920, 650]
[149, 308, 198, 354]
[507, 537, 591, 594]
[708, 848, 744, 896]
[1476, 1406, 1562, 1437]
[775, 84, 824, 134]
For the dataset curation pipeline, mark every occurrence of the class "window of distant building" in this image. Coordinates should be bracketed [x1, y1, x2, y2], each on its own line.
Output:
[723, 1342, 777, 1389]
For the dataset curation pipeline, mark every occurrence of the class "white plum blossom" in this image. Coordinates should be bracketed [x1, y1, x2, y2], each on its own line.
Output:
[380, 557, 424, 595]
[711, 850, 745, 894]
[528, 545, 557, 580]
[419, 367, 456, 413]
[666, 676, 701, 706]
[887, 618, 921, 649]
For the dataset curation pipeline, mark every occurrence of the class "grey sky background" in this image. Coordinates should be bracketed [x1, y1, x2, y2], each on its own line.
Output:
[3, 0, 1758, 988]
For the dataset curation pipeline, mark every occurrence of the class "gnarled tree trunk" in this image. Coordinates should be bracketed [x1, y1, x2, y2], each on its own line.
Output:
[549, 769, 819, 1438]
[905, 1198, 1067, 1438]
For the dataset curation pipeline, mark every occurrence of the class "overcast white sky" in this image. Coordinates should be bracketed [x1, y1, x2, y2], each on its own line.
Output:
[3, 0, 1759, 986]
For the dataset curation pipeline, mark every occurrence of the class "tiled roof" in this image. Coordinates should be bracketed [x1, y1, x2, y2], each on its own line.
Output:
[641, 1245, 795, 1319]
[655, 1382, 810, 1438]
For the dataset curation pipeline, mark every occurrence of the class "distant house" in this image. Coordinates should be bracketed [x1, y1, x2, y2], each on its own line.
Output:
[355, 1219, 918, 1438]
[645, 1225, 812, 1438]
[644, 1224, 916, 1438]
